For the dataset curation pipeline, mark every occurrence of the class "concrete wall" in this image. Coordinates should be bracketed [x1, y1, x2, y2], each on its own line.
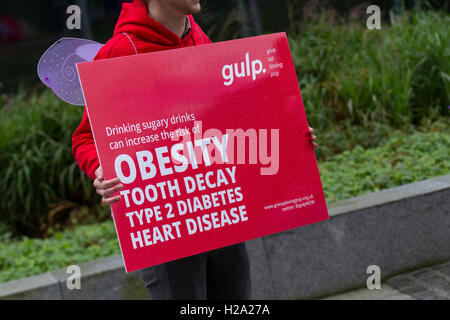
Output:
[1, 174, 449, 299]
[250, 174, 450, 299]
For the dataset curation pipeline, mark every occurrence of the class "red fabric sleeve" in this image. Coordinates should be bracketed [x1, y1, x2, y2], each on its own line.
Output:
[71, 35, 138, 181]
[71, 107, 99, 181]
[200, 27, 213, 44]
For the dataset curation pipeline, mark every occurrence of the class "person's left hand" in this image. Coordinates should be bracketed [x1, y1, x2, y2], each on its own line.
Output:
[308, 127, 318, 148]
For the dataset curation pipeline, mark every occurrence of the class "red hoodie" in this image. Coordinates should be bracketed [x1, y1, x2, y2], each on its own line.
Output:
[72, 0, 212, 181]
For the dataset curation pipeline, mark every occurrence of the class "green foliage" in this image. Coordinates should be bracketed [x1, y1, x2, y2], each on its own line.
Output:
[0, 221, 120, 283]
[320, 131, 450, 202]
[313, 114, 448, 160]
[0, 89, 105, 236]
[289, 10, 449, 131]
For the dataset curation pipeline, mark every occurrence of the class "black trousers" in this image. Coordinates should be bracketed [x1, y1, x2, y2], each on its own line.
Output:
[140, 242, 251, 300]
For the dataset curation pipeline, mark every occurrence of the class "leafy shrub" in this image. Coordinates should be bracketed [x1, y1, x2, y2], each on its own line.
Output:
[320, 131, 450, 202]
[0, 221, 119, 283]
[0, 90, 107, 236]
[290, 10, 449, 130]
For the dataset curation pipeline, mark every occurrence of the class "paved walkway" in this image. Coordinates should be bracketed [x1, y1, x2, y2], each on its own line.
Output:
[323, 261, 450, 300]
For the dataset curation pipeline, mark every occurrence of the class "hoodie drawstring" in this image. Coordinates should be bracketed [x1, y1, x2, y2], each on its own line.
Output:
[121, 32, 138, 55]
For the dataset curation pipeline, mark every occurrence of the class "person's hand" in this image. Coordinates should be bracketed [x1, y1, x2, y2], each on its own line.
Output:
[93, 166, 123, 205]
[308, 127, 318, 148]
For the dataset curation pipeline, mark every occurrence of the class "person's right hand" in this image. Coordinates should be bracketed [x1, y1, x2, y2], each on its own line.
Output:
[93, 166, 123, 205]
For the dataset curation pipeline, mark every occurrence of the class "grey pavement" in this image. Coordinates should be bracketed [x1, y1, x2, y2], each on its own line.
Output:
[323, 261, 450, 300]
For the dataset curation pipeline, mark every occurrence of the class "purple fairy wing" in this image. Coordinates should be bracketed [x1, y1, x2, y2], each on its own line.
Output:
[76, 43, 104, 61]
[37, 38, 103, 106]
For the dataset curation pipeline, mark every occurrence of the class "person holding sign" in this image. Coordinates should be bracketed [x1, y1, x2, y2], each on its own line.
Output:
[72, 0, 318, 300]
[72, 0, 248, 300]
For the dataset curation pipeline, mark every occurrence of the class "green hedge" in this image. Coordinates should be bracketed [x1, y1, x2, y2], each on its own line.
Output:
[1, 130, 448, 283]
[0, 90, 108, 237]
[319, 131, 450, 202]
[290, 10, 449, 131]
[0, 221, 119, 283]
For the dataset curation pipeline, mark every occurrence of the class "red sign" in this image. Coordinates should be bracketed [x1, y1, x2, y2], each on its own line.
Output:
[77, 33, 329, 272]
